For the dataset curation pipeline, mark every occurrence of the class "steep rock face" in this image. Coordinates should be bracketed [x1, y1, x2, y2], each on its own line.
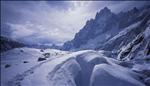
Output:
[0, 36, 25, 53]
[99, 12, 150, 51]
[63, 7, 119, 50]
[118, 20, 150, 61]
[63, 6, 149, 50]
[116, 20, 150, 86]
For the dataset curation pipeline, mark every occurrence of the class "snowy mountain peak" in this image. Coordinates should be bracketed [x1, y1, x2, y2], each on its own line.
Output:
[99, 7, 111, 14]
[132, 7, 139, 13]
[63, 6, 150, 50]
[95, 7, 112, 19]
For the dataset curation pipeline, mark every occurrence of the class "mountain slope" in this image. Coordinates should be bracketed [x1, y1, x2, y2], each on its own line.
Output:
[63, 6, 150, 50]
[63, 7, 119, 50]
[117, 20, 150, 61]
[98, 13, 150, 51]
[0, 36, 25, 53]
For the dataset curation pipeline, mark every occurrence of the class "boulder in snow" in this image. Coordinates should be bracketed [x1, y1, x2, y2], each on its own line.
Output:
[37, 57, 46, 61]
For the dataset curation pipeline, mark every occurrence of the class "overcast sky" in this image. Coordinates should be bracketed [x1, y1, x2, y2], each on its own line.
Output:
[1, 1, 149, 45]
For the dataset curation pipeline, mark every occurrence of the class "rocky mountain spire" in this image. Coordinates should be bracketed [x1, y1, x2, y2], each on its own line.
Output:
[63, 6, 149, 50]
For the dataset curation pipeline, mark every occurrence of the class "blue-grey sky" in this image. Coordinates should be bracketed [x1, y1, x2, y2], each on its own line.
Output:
[1, 1, 149, 45]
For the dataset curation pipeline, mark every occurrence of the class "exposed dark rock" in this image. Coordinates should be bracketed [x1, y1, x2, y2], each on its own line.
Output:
[118, 61, 134, 68]
[5, 64, 11, 68]
[40, 49, 44, 52]
[23, 61, 29, 63]
[43, 53, 50, 58]
[20, 50, 24, 52]
[144, 77, 150, 86]
[37, 57, 46, 61]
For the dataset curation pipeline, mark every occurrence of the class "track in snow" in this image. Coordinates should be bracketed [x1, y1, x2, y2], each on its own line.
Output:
[7, 54, 66, 86]
[7, 50, 90, 86]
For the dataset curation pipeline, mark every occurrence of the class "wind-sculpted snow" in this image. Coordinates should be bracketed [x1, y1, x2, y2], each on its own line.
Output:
[90, 64, 145, 86]
[1, 48, 147, 86]
[47, 58, 81, 86]
[75, 51, 144, 86]
[7, 50, 91, 86]
[75, 51, 108, 86]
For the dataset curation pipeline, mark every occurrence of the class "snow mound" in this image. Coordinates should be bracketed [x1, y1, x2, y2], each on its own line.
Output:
[76, 51, 108, 64]
[75, 51, 109, 86]
[90, 64, 145, 86]
[48, 58, 81, 86]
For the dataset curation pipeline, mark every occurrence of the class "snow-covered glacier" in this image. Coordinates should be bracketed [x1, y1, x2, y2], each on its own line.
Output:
[1, 47, 149, 86]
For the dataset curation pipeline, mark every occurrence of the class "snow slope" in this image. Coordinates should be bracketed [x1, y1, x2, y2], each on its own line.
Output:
[90, 64, 145, 86]
[1, 47, 68, 86]
[0, 36, 25, 53]
[1, 48, 147, 86]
